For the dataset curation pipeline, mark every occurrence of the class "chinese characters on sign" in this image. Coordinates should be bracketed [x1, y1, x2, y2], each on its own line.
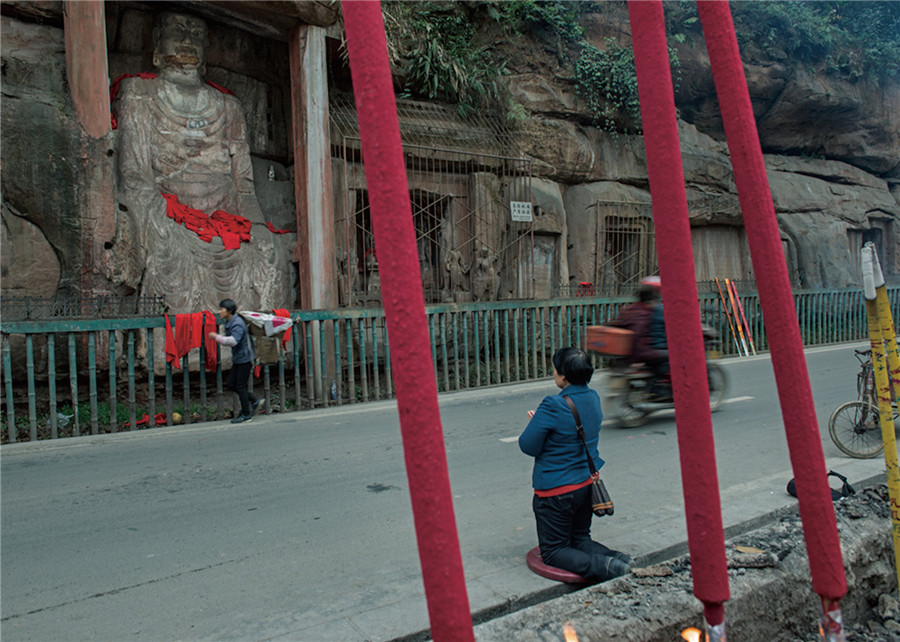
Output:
[510, 201, 533, 223]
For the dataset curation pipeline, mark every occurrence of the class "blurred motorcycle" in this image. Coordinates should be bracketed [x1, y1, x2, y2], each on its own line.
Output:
[586, 324, 728, 428]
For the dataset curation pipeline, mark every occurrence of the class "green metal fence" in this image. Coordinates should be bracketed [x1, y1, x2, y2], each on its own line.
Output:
[2, 287, 897, 443]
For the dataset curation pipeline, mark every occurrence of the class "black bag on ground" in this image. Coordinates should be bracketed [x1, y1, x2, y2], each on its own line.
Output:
[786, 471, 856, 500]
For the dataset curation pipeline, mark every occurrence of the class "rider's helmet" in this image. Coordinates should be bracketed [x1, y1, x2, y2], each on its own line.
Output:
[637, 275, 662, 303]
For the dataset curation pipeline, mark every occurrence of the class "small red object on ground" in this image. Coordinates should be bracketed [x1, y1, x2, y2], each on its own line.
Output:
[526, 547, 588, 584]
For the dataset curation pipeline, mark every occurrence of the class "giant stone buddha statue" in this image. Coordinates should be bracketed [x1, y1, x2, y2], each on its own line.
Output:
[112, 11, 291, 312]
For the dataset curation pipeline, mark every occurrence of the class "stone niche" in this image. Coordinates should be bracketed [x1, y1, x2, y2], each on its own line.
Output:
[519, 108, 900, 291]
[509, 177, 567, 299]
[0, 4, 304, 313]
[105, 5, 297, 312]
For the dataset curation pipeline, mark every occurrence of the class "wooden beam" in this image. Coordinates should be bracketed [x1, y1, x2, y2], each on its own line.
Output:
[63, 0, 110, 138]
[289, 23, 337, 311]
[179, 0, 340, 40]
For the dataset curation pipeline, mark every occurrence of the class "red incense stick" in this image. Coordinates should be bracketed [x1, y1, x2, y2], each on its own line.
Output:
[341, 3, 474, 639]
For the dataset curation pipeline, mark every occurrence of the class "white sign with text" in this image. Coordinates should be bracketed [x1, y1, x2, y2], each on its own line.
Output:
[510, 201, 533, 222]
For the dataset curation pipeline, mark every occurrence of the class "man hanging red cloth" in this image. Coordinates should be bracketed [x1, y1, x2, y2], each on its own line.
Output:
[165, 312, 218, 371]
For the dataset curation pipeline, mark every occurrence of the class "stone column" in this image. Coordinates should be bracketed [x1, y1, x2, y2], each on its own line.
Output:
[289, 24, 337, 311]
[289, 24, 337, 403]
[63, 0, 116, 303]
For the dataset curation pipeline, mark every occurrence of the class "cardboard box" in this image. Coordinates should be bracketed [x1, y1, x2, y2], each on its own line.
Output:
[584, 325, 634, 357]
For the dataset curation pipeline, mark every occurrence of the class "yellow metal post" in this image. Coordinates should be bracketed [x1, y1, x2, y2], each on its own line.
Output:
[862, 244, 900, 589]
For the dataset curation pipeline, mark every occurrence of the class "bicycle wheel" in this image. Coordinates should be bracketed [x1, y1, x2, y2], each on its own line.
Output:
[828, 401, 884, 459]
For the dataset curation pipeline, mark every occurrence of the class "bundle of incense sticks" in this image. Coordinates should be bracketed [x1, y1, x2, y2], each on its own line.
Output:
[715, 277, 756, 356]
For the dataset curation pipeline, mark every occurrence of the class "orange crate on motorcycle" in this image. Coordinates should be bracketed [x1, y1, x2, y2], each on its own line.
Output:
[584, 325, 634, 356]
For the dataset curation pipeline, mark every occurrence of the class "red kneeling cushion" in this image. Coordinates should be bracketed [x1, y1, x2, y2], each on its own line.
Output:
[526, 546, 588, 584]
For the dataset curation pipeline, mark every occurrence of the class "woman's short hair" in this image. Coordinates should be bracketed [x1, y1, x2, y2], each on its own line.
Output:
[219, 299, 237, 315]
[552, 347, 594, 385]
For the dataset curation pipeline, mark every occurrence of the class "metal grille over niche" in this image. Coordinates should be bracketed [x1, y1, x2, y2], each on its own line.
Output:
[329, 93, 534, 306]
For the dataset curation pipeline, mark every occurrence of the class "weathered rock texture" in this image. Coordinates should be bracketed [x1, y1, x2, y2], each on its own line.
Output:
[1, 2, 899, 306]
[1, 2, 331, 308]
[502, 20, 900, 290]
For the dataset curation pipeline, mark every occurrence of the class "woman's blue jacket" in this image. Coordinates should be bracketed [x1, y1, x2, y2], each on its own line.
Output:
[518, 384, 604, 491]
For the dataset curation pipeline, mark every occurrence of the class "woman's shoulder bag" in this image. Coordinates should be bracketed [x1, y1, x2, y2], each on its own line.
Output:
[564, 395, 614, 517]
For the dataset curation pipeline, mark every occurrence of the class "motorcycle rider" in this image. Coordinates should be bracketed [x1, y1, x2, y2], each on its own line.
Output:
[611, 276, 670, 399]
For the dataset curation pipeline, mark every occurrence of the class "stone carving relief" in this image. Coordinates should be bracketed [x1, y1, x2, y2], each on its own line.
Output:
[111, 12, 291, 313]
[443, 248, 470, 301]
[471, 245, 500, 302]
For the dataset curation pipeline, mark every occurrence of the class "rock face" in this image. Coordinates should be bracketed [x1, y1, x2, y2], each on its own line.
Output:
[1, 4, 898, 306]
[501, 27, 900, 290]
[0, 204, 61, 298]
[0, 16, 82, 296]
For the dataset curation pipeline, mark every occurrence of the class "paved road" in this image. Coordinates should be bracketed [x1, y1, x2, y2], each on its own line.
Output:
[1, 341, 891, 641]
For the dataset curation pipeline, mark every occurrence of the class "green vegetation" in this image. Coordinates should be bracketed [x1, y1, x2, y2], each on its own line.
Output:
[667, 1, 900, 84]
[1, 401, 224, 443]
[575, 39, 680, 137]
[382, 1, 675, 135]
[575, 40, 642, 136]
[381, 1, 508, 118]
[379, 1, 898, 132]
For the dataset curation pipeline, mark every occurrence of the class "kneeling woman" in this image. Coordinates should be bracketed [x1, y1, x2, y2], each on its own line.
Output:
[519, 347, 632, 581]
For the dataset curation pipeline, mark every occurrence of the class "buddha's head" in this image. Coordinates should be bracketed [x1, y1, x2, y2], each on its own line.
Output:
[152, 12, 208, 73]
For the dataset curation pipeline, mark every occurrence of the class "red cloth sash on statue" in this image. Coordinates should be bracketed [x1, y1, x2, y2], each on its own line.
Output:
[111, 74, 291, 248]
[266, 222, 291, 234]
[161, 193, 252, 250]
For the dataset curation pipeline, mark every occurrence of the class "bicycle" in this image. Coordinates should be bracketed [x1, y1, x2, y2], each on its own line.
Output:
[827, 349, 896, 458]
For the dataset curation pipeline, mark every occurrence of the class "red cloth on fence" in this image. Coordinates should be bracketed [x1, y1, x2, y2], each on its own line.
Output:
[273, 308, 293, 349]
[109, 73, 234, 129]
[164, 312, 218, 371]
[161, 193, 252, 250]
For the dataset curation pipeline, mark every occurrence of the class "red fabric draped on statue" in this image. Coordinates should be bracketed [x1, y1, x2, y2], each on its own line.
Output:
[161, 193, 252, 250]
[111, 74, 293, 249]
[164, 312, 218, 371]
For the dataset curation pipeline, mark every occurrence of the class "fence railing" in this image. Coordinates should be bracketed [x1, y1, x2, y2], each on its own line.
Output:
[2, 287, 896, 443]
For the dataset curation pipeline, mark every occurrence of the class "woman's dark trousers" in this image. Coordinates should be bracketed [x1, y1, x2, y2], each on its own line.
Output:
[533, 484, 632, 581]
[228, 361, 257, 416]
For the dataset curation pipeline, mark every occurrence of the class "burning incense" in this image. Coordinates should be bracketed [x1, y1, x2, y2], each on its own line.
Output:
[725, 279, 749, 357]
[715, 277, 743, 356]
